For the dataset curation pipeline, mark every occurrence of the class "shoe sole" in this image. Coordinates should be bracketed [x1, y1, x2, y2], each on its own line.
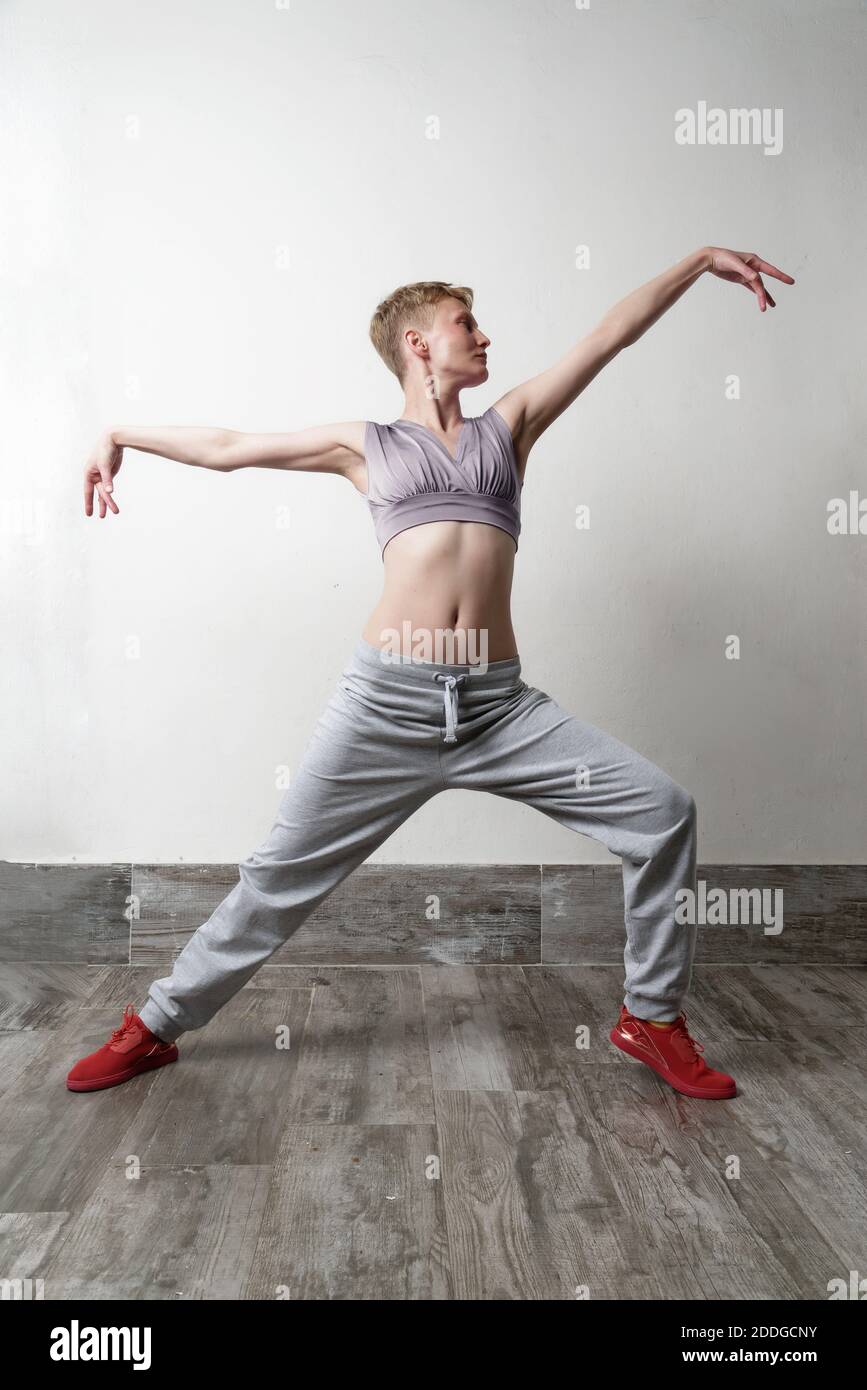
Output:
[66, 1046, 179, 1092]
[609, 1027, 737, 1099]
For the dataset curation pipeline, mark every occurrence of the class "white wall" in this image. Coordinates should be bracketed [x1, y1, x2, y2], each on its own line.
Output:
[2, 0, 864, 864]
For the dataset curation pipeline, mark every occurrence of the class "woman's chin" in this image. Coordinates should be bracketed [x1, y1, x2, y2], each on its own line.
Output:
[460, 362, 489, 387]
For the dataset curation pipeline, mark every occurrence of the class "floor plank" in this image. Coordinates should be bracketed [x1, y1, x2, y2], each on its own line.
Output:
[422, 964, 562, 1092]
[281, 967, 434, 1125]
[0, 964, 105, 1031]
[243, 1122, 449, 1299]
[37, 1163, 271, 1299]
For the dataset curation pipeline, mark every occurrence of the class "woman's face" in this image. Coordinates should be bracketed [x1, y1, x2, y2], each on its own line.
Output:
[416, 297, 490, 390]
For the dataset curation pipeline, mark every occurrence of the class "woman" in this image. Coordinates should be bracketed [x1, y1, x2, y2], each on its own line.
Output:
[68, 246, 794, 1100]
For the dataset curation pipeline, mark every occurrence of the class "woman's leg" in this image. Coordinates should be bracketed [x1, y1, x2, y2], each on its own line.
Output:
[442, 682, 697, 1022]
[138, 674, 441, 1042]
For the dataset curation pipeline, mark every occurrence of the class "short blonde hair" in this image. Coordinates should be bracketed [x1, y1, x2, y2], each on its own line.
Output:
[369, 280, 473, 384]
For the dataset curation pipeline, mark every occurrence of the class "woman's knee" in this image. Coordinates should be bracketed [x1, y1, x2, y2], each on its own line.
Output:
[645, 764, 696, 831]
[664, 779, 697, 831]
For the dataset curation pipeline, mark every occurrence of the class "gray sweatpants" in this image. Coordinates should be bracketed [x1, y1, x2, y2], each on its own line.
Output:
[139, 638, 697, 1041]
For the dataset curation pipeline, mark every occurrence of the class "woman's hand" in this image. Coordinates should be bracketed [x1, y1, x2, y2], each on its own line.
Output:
[705, 247, 795, 311]
[84, 431, 123, 518]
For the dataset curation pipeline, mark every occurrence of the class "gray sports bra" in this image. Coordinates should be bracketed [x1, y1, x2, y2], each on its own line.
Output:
[363, 404, 522, 556]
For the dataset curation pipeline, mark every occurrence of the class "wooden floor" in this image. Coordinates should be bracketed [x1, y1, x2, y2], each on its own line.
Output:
[1, 960, 865, 1300]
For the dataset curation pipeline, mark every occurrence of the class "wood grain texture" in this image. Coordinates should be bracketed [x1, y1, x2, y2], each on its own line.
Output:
[130, 863, 542, 968]
[278, 966, 434, 1125]
[242, 1122, 449, 1300]
[0, 864, 131, 964]
[0, 962, 864, 1299]
[3, 862, 864, 966]
[542, 863, 867, 965]
[37, 1163, 272, 1300]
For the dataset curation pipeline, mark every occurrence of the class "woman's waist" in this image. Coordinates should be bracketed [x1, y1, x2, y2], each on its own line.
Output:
[360, 612, 518, 666]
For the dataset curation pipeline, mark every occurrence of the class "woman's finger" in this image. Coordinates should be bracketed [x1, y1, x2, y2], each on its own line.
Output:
[740, 269, 767, 309]
[749, 255, 795, 284]
[94, 481, 119, 516]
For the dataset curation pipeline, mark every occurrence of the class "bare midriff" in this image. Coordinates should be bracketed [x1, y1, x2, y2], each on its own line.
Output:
[361, 519, 518, 664]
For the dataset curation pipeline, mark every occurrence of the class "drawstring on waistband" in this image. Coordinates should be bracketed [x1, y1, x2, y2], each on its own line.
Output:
[433, 671, 467, 743]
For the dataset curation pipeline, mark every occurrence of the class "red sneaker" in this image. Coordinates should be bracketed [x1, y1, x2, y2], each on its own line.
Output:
[610, 1005, 736, 1099]
[66, 1003, 178, 1092]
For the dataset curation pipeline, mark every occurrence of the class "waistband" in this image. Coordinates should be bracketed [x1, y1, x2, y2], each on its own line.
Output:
[345, 636, 522, 745]
[353, 635, 521, 685]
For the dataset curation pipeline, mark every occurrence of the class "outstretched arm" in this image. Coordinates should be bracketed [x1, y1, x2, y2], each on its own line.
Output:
[493, 246, 795, 461]
[83, 421, 367, 518]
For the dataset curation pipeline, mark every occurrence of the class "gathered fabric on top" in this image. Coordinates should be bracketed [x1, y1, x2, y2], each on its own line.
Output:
[363, 404, 522, 556]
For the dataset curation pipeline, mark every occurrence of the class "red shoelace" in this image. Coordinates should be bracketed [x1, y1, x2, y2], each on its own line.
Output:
[109, 1003, 138, 1044]
[667, 1011, 706, 1064]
